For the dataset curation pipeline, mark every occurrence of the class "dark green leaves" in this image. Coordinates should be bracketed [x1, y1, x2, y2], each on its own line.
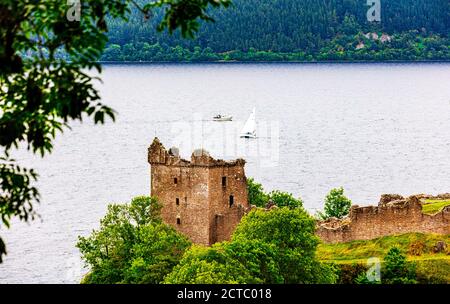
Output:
[0, 158, 40, 262]
[1, 0, 225, 263]
[247, 177, 269, 207]
[77, 196, 191, 284]
[247, 177, 303, 209]
[166, 208, 338, 284]
[318, 187, 352, 220]
[148, 0, 231, 38]
[382, 247, 417, 284]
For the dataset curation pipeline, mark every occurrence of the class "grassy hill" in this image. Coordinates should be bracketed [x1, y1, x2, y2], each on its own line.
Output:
[422, 199, 450, 215]
[317, 233, 450, 283]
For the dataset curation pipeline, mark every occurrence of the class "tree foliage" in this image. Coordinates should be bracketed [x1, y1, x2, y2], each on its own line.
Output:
[77, 196, 191, 284]
[233, 208, 336, 283]
[0, 0, 228, 262]
[100, 0, 450, 61]
[318, 187, 352, 220]
[164, 240, 282, 284]
[166, 207, 338, 284]
[246, 178, 303, 209]
[268, 190, 303, 209]
[382, 247, 417, 284]
[246, 178, 269, 208]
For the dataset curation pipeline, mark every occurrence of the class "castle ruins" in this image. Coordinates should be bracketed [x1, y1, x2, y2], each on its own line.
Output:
[317, 194, 450, 243]
[148, 137, 449, 245]
[148, 138, 250, 245]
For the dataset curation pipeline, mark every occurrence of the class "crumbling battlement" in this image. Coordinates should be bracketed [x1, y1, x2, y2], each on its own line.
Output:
[149, 138, 246, 168]
[148, 138, 250, 245]
[317, 194, 450, 243]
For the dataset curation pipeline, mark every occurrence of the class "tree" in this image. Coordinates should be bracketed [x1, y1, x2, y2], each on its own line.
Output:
[99, 0, 450, 62]
[77, 196, 191, 284]
[164, 240, 282, 284]
[382, 247, 417, 284]
[268, 190, 303, 209]
[246, 178, 269, 207]
[318, 187, 352, 220]
[102, 44, 122, 61]
[232, 208, 337, 283]
[0, 0, 229, 262]
[165, 207, 337, 284]
[247, 178, 302, 209]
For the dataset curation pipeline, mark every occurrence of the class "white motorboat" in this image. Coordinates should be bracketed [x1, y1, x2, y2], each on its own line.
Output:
[240, 108, 256, 138]
[213, 114, 233, 121]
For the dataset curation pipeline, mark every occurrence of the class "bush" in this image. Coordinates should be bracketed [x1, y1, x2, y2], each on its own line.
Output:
[336, 263, 368, 284]
[408, 241, 426, 256]
[382, 247, 417, 284]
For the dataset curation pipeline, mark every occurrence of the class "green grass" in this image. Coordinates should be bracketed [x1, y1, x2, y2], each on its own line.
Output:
[422, 199, 450, 215]
[414, 259, 450, 284]
[317, 233, 449, 261]
[317, 233, 450, 283]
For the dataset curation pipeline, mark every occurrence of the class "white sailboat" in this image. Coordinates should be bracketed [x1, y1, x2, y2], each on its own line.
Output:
[240, 108, 256, 138]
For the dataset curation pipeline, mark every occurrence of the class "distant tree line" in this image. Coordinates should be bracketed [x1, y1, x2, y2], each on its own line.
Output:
[99, 0, 450, 62]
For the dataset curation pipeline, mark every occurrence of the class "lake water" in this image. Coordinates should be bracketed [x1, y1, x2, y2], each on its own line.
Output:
[1, 63, 450, 283]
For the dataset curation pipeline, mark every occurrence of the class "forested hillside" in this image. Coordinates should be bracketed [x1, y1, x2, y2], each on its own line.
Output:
[102, 0, 450, 61]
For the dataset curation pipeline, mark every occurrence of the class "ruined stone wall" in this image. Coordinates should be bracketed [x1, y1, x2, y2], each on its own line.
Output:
[149, 138, 249, 245]
[317, 195, 450, 243]
[208, 166, 249, 243]
[151, 163, 211, 245]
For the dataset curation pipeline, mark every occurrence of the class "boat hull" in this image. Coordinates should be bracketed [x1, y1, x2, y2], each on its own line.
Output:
[213, 117, 233, 121]
[240, 133, 256, 139]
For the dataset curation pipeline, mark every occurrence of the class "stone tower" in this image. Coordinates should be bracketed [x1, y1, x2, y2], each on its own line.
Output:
[148, 138, 249, 245]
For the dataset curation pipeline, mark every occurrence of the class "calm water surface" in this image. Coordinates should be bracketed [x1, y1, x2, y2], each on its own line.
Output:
[1, 63, 450, 283]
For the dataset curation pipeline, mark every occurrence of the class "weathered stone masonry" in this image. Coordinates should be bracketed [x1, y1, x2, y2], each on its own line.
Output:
[317, 194, 450, 243]
[148, 138, 250, 245]
[149, 137, 449, 245]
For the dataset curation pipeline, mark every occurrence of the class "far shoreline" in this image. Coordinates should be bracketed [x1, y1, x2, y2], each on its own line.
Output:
[99, 60, 450, 65]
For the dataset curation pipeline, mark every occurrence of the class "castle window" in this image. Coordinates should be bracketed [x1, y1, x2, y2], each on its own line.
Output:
[222, 176, 227, 187]
[176, 218, 181, 225]
[229, 195, 234, 207]
[185, 197, 187, 204]
[174, 177, 178, 184]
[176, 198, 180, 206]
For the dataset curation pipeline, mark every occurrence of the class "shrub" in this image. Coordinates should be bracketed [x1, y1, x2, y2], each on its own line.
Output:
[336, 263, 368, 284]
[408, 241, 426, 256]
[382, 247, 417, 284]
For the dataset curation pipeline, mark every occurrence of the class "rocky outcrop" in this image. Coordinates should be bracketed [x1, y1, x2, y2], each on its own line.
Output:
[433, 241, 447, 254]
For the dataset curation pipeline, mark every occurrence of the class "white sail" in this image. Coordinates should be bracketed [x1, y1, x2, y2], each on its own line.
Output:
[240, 108, 256, 138]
